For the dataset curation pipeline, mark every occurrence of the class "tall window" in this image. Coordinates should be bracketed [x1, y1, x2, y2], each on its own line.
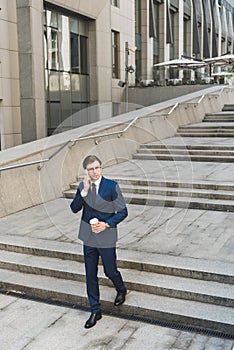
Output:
[153, 1, 160, 82]
[153, 1, 160, 63]
[183, 18, 190, 57]
[44, 6, 89, 135]
[135, 0, 142, 83]
[112, 31, 119, 78]
[111, 0, 118, 7]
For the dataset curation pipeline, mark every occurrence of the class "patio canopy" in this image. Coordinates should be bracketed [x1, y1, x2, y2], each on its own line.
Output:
[204, 53, 234, 65]
[154, 58, 206, 69]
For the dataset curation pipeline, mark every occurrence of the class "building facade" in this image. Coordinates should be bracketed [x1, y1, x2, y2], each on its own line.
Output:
[0, 0, 234, 149]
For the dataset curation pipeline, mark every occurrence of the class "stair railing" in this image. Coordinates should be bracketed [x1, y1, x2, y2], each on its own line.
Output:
[0, 117, 139, 172]
[1, 86, 233, 173]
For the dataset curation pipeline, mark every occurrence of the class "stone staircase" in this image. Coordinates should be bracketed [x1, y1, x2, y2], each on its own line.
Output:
[0, 235, 233, 336]
[64, 105, 234, 212]
[64, 177, 234, 212]
[176, 124, 234, 137]
[1, 104, 234, 338]
[222, 104, 234, 111]
[133, 144, 234, 162]
[203, 112, 234, 123]
[177, 104, 234, 137]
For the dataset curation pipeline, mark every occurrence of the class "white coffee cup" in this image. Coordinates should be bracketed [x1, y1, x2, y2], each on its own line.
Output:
[89, 218, 99, 227]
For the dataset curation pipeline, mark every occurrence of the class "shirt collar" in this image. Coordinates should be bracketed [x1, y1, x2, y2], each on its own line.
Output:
[92, 176, 102, 187]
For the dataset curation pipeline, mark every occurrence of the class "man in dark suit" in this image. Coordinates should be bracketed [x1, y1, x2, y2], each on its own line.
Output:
[70, 155, 128, 328]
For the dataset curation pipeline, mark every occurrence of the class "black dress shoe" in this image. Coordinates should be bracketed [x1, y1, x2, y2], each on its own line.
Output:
[84, 312, 102, 329]
[114, 291, 126, 306]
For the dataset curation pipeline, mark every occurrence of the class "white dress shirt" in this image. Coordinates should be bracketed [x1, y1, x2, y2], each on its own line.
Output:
[81, 176, 102, 197]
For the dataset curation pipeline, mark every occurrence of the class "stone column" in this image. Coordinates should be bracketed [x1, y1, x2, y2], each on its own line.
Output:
[173, 0, 184, 79]
[16, 0, 46, 143]
[158, 1, 168, 80]
[0, 0, 22, 149]
[141, 0, 154, 82]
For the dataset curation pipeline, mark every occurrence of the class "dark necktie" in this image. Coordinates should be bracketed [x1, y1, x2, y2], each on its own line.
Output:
[91, 183, 96, 205]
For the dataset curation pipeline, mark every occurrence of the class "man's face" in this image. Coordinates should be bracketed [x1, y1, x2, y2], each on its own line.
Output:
[86, 160, 102, 182]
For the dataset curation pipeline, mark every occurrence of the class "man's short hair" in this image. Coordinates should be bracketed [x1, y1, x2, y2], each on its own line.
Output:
[83, 155, 102, 169]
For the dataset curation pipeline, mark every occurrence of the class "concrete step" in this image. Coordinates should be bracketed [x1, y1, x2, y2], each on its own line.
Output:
[1, 250, 233, 307]
[178, 122, 234, 130]
[74, 177, 234, 191]
[120, 184, 234, 201]
[204, 113, 234, 120]
[64, 178, 234, 211]
[133, 153, 234, 162]
[1, 235, 233, 284]
[122, 192, 234, 212]
[113, 178, 234, 191]
[136, 148, 234, 157]
[206, 112, 234, 116]
[203, 118, 234, 122]
[64, 188, 234, 211]
[64, 184, 234, 201]
[222, 104, 234, 111]
[177, 127, 234, 132]
[1, 268, 233, 335]
[176, 132, 234, 137]
[140, 144, 234, 151]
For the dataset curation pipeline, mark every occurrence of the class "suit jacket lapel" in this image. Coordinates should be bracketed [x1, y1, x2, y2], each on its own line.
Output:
[97, 176, 106, 197]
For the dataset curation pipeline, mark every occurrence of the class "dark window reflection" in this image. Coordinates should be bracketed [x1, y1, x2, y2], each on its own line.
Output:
[71, 32, 79, 72]
[44, 6, 89, 135]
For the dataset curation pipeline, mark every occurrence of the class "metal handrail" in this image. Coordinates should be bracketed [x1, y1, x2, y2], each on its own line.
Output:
[182, 94, 205, 106]
[0, 86, 232, 172]
[71, 116, 138, 143]
[0, 118, 139, 172]
[162, 102, 179, 116]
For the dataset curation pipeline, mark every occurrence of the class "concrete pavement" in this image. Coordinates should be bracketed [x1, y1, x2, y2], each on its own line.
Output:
[0, 294, 233, 350]
[1, 128, 234, 347]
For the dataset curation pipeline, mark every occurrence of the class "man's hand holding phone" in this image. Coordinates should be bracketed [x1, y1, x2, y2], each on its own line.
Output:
[83, 170, 91, 192]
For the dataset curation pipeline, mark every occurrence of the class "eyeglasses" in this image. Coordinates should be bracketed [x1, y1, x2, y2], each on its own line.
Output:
[86, 166, 102, 172]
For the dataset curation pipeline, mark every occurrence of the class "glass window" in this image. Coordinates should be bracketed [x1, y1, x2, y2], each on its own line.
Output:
[183, 18, 190, 56]
[70, 32, 79, 73]
[79, 20, 88, 36]
[135, 49, 142, 84]
[70, 17, 78, 34]
[135, 0, 142, 84]
[58, 15, 70, 72]
[46, 9, 58, 28]
[44, 5, 90, 135]
[135, 0, 141, 35]
[71, 74, 81, 101]
[112, 31, 119, 79]
[46, 27, 59, 70]
[80, 36, 88, 74]
[111, 0, 118, 7]
[153, 1, 160, 68]
[49, 72, 60, 101]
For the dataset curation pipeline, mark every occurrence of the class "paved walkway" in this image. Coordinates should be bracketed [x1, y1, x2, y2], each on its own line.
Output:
[1, 149, 234, 263]
[1, 294, 233, 350]
[1, 137, 234, 348]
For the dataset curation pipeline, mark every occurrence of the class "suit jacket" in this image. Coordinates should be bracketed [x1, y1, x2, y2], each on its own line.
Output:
[70, 176, 128, 248]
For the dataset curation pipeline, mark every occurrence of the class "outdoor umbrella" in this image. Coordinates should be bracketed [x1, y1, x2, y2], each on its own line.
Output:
[154, 58, 206, 69]
[204, 54, 234, 76]
[204, 53, 234, 65]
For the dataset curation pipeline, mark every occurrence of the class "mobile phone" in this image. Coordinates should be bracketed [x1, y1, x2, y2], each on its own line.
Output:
[85, 169, 91, 183]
